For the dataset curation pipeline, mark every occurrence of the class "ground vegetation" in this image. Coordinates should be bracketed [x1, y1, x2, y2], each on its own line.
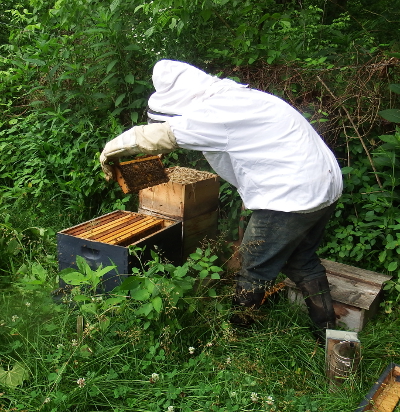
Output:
[0, 0, 400, 410]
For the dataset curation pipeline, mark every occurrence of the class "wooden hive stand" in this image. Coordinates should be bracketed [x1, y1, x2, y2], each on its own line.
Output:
[284, 259, 392, 332]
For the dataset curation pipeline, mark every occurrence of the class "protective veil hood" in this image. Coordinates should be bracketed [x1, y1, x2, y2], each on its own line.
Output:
[148, 59, 247, 116]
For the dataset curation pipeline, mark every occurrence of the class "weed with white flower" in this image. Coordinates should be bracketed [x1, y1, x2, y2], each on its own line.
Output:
[76, 377, 86, 388]
[266, 395, 274, 405]
[251, 392, 259, 403]
[150, 373, 160, 383]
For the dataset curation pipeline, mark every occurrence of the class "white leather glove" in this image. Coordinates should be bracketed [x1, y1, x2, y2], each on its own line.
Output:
[100, 123, 177, 181]
[100, 128, 139, 181]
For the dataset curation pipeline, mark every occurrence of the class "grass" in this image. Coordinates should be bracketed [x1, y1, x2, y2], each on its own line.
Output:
[0, 197, 400, 412]
[1, 282, 399, 412]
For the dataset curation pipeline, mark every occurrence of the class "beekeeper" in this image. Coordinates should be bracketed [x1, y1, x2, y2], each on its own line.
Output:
[100, 59, 342, 337]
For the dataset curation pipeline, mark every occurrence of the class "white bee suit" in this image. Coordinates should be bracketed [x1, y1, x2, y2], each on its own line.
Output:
[101, 59, 342, 212]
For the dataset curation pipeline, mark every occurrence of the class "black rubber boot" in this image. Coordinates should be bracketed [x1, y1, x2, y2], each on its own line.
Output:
[296, 276, 336, 340]
[230, 286, 266, 327]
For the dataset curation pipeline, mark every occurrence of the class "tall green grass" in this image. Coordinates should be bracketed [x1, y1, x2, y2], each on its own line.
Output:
[1, 281, 399, 412]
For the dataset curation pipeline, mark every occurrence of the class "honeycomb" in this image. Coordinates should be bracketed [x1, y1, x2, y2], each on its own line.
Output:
[115, 155, 169, 193]
[166, 167, 217, 184]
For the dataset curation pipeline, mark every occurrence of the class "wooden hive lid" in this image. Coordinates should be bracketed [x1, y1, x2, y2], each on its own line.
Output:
[284, 259, 392, 310]
[321, 259, 392, 311]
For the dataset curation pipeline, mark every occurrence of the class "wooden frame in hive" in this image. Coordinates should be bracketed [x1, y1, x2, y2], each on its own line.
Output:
[356, 363, 400, 412]
[62, 210, 167, 246]
[114, 155, 169, 193]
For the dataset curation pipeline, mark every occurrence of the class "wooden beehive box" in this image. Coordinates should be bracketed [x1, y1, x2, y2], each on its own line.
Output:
[138, 167, 220, 260]
[356, 363, 400, 412]
[284, 259, 391, 332]
[57, 210, 182, 292]
[138, 167, 219, 220]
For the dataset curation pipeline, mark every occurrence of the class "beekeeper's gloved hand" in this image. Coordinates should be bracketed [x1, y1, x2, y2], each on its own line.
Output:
[100, 123, 177, 181]
[100, 128, 139, 181]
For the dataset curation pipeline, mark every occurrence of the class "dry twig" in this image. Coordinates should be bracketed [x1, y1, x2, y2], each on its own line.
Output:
[317, 75, 383, 189]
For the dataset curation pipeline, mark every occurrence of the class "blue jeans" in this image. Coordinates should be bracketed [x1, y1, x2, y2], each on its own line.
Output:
[237, 202, 337, 291]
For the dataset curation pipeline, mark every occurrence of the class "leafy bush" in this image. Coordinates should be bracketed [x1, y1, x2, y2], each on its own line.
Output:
[59, 246, 223, 334]
[0, 110, 133, 220]
[321, 83, 400, 310]
[0, 211, 56, 288]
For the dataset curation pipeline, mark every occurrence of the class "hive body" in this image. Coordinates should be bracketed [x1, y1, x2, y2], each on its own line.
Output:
[139, 167, 220, 260]
[57, 211, 182, 291]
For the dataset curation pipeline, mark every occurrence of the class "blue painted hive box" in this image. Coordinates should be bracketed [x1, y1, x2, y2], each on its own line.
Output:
[57, 210, 182, 292]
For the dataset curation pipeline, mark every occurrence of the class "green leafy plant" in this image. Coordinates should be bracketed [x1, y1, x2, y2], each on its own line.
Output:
[117, 246, 223, 329]
[372, 84, 400, 311]
[219, 181, 253, 241]
[379, 84, 400, 123]
[58, 245, 224, 333]
[60, 255, 117, 295]
[0, 362, 29, 389]
[321, 83, 400, 312]
[0, 212, 56, 289]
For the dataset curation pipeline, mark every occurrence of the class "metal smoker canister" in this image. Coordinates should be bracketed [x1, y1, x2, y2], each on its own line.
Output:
[328, 340, 361, 387]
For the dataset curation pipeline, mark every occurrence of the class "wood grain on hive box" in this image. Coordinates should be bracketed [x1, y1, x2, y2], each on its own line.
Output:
[138, 167, 220, 261]
[139, 167, 219, 220]
[138, 208, 219, 261]
[181, 209, 218, 260]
